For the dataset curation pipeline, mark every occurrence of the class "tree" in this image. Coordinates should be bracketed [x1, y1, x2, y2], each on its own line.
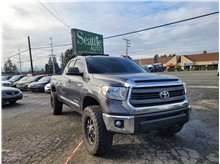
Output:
[154, 54, 159, 58]
[45, 58, 53, 74]
[53, 57, 61, 74]
[203, 50, 207, 54]
[3, 58, 19, 74]
[168, 53, 176, 57]
[160, 54, 167, 57]
[60, 49, 74, 71]
[45, 57, 60, 74]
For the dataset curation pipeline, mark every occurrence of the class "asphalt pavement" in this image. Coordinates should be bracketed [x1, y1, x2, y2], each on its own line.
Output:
[2, 70, 219, 164]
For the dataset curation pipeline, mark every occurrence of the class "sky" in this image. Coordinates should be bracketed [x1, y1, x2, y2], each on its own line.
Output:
[1, 0, 219, 72]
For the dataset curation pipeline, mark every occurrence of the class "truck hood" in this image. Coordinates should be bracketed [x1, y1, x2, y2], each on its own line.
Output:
[92, 73, 179, 86]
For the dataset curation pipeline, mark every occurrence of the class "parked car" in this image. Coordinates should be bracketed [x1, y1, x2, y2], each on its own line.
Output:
[2, 75, 13, 81]
[28, 76, 51, 92]
[44, 83, 51, 93]
[2, 86, 23, 104]
[14, 76, 30, 87]
[8, 75, 25, 83]
[16, 75, 45, 91]
[1, 81, 13, 87]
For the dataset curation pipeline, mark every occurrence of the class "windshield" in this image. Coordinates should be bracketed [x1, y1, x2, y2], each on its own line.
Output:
[86, 57, 146, 74]
[9, 75, 22, 81]
[19, 76, 29, 81]
[38, 76, 51, 82]
[28, 76, 43, 81]
[1, 76, 11, 80]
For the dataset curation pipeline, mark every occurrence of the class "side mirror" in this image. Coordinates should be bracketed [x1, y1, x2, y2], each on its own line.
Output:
[66, 67, 83, 76]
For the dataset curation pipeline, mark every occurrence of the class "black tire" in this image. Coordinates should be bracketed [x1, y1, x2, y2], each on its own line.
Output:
[158, 125, 183, 136]
[82, 105, 113, 156]
[9, 101, 16, 104]
[51, 91, 63, 115]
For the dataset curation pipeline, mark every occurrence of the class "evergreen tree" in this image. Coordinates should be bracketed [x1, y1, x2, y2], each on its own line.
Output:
[53, 57, 61, 74]
[3, 58, 18, 74]
[60, 49, 74, 71]
[45, 57, 60, 74]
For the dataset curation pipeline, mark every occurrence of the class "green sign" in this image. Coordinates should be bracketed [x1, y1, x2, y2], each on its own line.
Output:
[71, 29, 104, 55]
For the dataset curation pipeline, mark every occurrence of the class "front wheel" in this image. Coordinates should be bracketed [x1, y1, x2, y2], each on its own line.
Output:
[51, 91, 63, 115]
[82, 105, 113, 156]
[9, 101, 16, 104]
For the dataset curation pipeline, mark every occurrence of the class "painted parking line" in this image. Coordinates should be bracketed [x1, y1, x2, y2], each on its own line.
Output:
[187, 86, 219, 89]
[64, 140, 84, 164]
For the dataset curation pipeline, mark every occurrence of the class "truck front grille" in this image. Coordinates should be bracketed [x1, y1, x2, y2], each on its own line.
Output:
[129, 84, 185, 108]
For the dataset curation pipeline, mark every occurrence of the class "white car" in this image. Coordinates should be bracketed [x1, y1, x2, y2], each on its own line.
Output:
[1, 81, 13, 87]
[44, 83, 51, 93]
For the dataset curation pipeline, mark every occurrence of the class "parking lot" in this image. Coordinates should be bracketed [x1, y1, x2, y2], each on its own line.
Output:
[2, 70, 219, 164]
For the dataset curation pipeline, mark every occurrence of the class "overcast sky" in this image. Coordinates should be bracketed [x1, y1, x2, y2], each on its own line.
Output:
[1, 0, 219, 72]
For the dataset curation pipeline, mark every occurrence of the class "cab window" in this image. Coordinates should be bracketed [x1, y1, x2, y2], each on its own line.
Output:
[74, 59, 84, 73]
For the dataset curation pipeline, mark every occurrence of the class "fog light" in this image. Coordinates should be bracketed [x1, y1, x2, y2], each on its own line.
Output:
[114, 120, 124, 128]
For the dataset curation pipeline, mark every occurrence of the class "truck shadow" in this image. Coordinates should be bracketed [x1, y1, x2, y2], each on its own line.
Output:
[100, 132, 192, 161]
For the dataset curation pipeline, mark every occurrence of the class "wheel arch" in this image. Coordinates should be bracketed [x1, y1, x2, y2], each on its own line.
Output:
[51, 84, 56, 92]
[82, 95, 100, 112]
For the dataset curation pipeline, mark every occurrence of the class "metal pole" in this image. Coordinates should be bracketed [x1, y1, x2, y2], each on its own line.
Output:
[18, 49, 22, 74]
[123, 38, 130, 58]
[28, 36, 34, 75]
[49, 37, 55, 75]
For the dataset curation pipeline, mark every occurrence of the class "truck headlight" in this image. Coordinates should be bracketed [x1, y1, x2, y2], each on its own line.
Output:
[183, 82, 187, 93]
[101, 86, 127, 101]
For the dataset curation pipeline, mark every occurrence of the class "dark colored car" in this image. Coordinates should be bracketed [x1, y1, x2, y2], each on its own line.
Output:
[16, 75, 45, 91]
[28, 76, 51, 92]
[2, 86, 23, 104]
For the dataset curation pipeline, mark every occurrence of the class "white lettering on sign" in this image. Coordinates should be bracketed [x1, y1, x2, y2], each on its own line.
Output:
[76, 31, 102, 47]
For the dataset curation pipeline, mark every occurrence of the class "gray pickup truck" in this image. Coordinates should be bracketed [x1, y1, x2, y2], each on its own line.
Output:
[50, 55, 191, 155]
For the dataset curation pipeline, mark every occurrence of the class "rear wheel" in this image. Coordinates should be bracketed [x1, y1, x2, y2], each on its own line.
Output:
[82, 105, 113, 156]
[51, 91, 63, 115]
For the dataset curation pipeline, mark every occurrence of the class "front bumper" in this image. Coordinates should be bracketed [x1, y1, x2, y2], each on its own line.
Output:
[28, 86, 44, 92]
[17, 85, 28, 91]
[103, 105, 191, 134]
[2, 95, 23, 103]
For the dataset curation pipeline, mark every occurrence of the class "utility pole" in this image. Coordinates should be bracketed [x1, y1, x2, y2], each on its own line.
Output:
[18, 49, 22, 74]
[123, 38, 130, 58]
[49, 37, 56, 75]
[28, 36, 34, 75]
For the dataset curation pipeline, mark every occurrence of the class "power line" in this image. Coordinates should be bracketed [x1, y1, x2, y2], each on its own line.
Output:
[101, 2, 184, 35]
[37, 0, 72, 29]
[47, 0, 65, 23]
[104, 11, 219, 39]
[3, 49, 29, 59]
[3, 11, 218, 60]
[31, 43, 71, 50]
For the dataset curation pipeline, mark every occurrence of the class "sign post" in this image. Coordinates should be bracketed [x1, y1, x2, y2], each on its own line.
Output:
[71, 29, 104, 56]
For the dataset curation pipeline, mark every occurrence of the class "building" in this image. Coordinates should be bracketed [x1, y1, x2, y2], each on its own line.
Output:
[133, 52, 219, 71]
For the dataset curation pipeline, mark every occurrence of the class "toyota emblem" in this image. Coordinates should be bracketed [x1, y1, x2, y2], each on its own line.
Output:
[159, 91, 169, 100]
